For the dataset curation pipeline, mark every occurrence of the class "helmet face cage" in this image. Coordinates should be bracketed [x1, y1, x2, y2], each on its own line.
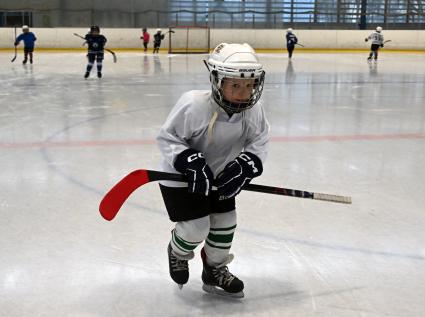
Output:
[90, 25, 100, 33]
[210, 70, 265, 114]
[207, 43, 265, 113]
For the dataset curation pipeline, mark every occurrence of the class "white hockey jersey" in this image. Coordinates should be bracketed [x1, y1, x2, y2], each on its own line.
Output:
[157, 90, 269, 187]
[367, 32, 384, 45]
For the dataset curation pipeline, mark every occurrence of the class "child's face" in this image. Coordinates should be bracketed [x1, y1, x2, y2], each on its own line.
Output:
[221, 78, 255, 103]
[92, 30, 100, 36]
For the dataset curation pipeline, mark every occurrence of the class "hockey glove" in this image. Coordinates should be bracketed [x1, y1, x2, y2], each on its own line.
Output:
[381, 44, 384, 48]
[174, 149, 214, 196]
[365, 38, 368, 42]
[215, 152, 263, 200]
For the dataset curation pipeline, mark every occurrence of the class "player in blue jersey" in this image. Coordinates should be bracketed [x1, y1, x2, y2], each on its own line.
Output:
[14, 25, 37, 64]
[84, 25, 107, 78]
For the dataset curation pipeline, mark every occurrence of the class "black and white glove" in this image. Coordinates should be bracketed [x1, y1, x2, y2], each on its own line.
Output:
[215, 152, 263, 200]
[174, 149, 214, 196]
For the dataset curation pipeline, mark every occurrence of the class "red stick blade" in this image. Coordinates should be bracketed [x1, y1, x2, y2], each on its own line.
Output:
[99, 170, 149, 221]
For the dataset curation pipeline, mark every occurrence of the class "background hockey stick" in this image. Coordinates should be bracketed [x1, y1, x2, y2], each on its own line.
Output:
[73, 33, 117, 63]
[383, 40, 392, 44]
[99, 169, 352, 221]
[295, 43, 305, 47]
[73, 32, 85, 40]
[11, 26, 17, 62]
[105, 48, 117, 63]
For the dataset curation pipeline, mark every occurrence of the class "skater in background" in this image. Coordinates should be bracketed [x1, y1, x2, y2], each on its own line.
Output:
[141, 28, 150, 53]
[365, 26, 384, 62]
[286, 28, 298, 59]
[14, 25, 37, 64]
[84, 25, 107, 78]
[157, 43, 269, 298]
[153, 29, 165, 54]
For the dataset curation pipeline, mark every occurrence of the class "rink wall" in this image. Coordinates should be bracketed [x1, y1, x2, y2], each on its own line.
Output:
[1, 28, 425, 51]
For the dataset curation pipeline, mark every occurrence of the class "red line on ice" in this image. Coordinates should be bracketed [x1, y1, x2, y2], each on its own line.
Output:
[1, 133, 425, 149]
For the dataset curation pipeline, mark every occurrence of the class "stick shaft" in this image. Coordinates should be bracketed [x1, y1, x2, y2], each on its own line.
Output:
[147, 170, 350, 203]
[11, 27, 17, 62]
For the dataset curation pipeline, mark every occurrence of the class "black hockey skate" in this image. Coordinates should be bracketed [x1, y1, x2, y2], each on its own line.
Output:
[201, 248, 244, 298]
[167, 243, 193, 289]
[84, 71, 90, 79]
[97, 71, 102, 78]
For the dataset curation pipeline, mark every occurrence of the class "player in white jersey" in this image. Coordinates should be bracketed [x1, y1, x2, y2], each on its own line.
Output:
[365, 26, 384, 62]
[156, 43, 269, 298]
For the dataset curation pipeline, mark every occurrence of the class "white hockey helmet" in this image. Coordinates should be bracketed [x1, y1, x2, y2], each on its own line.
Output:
[376, 26, 382, 32]
[287, 28, 293, 33]
[206, 43, 265, 113]
[22, 25, 29, 31]
[156, 28, 162, 33]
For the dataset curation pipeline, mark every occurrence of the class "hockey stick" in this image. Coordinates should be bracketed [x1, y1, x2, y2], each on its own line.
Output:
[383, 40, 392, 44]
[11, 26, 17, 62]
[73, 32, 85, 40]
[73, 33, 116, 63]
[295, 43, 305, 47]
[105, 48, 117, 63]
[99, 169, 352, 221]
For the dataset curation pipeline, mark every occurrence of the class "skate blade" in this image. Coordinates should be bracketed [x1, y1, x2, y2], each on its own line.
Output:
[202, 284, 244, 298]
[178, 284, 183, 290]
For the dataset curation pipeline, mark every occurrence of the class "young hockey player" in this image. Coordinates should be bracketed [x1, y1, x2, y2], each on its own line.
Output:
[153, 29, 165, 54]
[286, 28, 298, 59]
[157, 43, 269, 298]
[14, 25, 37, 64]
[365, 26, 384, 62]
[84, 25, 107, 78]
[141, 28, 150, 53]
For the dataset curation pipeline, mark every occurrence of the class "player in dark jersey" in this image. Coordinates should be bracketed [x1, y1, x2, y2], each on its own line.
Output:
[153, 29, 165, 54]
[84, 25, 107, 78]
[286, 28, 298, 59]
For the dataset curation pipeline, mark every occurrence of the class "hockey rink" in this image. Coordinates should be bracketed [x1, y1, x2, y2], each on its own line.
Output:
[1, 51, 425, 317]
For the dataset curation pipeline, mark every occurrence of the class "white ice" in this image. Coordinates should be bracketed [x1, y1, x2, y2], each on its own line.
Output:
[1, 51, 425, 317]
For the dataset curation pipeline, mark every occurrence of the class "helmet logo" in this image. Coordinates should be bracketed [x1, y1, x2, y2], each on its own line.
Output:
[214, 44, 225, 54]
[239, 69, 256, 72]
